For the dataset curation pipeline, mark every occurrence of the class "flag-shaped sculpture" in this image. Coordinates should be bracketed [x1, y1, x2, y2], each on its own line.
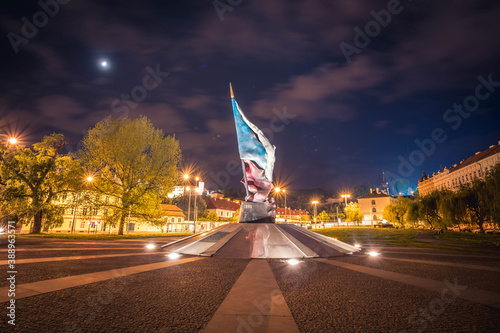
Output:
[231, 84, 275, 216]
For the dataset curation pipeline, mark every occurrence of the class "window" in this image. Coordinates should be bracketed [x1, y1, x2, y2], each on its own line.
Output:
[373, 215, 377, 221]
[171, 217, 175, 223]
[82, 208, 88, 216]
[80, 221, 85, 229]
[371, 200, 376, 205]
[177, 217, 182, 223]
[92, 208, 98, 215]
[372, 208, 376, 213]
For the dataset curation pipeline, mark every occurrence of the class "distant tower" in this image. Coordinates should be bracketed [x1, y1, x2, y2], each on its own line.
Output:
[381, 171, 389, 195]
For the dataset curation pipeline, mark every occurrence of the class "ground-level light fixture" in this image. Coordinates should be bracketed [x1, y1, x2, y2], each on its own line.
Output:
[145, 244, 155, 250]
[354, 244, 361, 248]
[167, 252, 180, 259]
[287, 259, 300, 266]
[367, 251, 379, 257]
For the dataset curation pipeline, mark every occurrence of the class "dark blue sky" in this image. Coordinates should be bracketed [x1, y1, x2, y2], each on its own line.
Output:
[1, 0, 500, 193]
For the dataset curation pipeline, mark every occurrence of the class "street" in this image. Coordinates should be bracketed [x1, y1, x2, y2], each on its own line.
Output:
[1, 236, 499, 332]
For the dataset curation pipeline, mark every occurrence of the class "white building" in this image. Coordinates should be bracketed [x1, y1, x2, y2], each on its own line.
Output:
[418, 141, 500, 196]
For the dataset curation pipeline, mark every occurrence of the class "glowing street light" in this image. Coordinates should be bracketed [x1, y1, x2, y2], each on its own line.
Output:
[186, 187, 192, 228]
[341, 194, 350, 205]
[183, 174, 189, 180]
[275, 187, 288, 224]
[87, 176, 94, 182]
[8, 137, 18, 145]
[312, 201, 318, 226]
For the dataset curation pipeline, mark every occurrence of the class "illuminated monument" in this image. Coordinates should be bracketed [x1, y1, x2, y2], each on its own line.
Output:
[162, 85, 361, 258]
[230, 83, 276, 223]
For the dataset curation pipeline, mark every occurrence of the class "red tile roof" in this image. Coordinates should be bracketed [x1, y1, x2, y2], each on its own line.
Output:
[160, 204, 185, 217]
[206, 197, 241, 211]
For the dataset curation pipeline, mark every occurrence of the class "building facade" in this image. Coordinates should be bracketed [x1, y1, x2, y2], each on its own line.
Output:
[418, 141, 500, 196]
[275, 208, 310, 223]
[205, 196, 240, 219]
[358, 189, 395, 224]
[26, 193, 186, 234]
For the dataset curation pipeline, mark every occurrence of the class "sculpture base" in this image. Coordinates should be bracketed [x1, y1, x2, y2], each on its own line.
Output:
[238, 201, 275, 223]
[161, 223, 362, 258]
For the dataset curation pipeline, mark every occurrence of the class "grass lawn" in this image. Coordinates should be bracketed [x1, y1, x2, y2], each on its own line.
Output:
[17, 233, 192, 240]
[436, 231, 500, 247]
[313, 227, 423, 247]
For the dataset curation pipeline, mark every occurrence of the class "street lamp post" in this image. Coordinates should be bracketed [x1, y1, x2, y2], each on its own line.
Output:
[70, 193, 78, 233]
[283, 189, 287, 224]
[193, 177, 200, 233]
[186, 187, 191, 231]
[341, 194, 350, 206]
[86, 176, 94, 233]
[341, 194, 350, 226]
[274, 187, 288, 224]
[312, 201, 318, 228]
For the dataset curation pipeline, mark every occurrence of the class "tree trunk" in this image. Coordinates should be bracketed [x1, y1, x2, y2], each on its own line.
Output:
[477, 220, 485, 233]
[118, 213, 126, 235]
[32, 209, 43, 234]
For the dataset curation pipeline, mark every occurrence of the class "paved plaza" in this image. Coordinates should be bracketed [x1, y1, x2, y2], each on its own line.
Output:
[1, 236, 500, 332]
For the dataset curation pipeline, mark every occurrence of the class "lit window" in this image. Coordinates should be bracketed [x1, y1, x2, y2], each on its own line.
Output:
[82, 208, 87, 215]
[371, 200, 376, 205]
[80, 221, 85, 228]
[372, 208, 376, 213]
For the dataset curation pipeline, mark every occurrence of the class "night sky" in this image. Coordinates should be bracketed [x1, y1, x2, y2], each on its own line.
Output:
[1, 0, 500, 193]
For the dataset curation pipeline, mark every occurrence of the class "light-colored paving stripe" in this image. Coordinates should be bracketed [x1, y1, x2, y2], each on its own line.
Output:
[318, 259, 500, 309]
[380, 251, 500, 260]
[0, 256, 203, 303]
[202, 260, 299, 333]
[0, 251, 163, 265]
[0, 247, 143, 252]
[381, 257, 500, 272]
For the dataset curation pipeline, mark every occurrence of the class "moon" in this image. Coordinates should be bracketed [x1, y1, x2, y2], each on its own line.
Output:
[99, 59, 109, 69]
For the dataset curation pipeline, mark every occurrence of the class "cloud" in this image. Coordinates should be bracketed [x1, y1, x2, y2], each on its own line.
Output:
[250, 57, 387, 122]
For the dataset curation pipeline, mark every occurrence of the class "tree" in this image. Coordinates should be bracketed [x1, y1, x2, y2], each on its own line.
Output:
[318, 210, 330, 222]
[79, 116, 182, 235]
[224, 186, 237, 199]
[484, 164, 500, 227]
[0, 134, 77, 233]
[345, 202, 363, 225]
[417, 191, 444, 228]
[459, 180, 490, 233]
[206, 211, 219, 222]
[172, 194, 207, 220]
